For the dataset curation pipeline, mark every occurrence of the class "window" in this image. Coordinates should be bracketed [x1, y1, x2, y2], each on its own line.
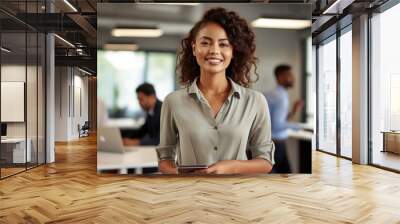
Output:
[339, 28, 352, 158]
[98, 50, 176, 119]
[371, 3, 400, 171]
[146, 52, 176, 101]
[317, 36, 337, 154]
[306, 37, 315, 124]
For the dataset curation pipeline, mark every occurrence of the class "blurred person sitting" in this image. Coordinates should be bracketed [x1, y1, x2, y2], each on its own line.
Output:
[265, 64, 304, 173]
[122, 83, 162, 146]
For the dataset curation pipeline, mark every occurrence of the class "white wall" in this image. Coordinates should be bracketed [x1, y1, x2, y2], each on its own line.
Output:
[1, 65, 26, 139]
[72, 73, 89, 138]
[253, 28, 304, 122]
[55, 67, 69, 141]
[55, 67, 89, 141]
[1, 65, 37, 137]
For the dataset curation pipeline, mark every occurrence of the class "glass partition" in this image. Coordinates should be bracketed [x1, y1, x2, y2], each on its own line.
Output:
[317, 36, 337, 154]
[38, 32, 45, 165]
[1, 30, 28, 177]
[0, 1, 46, 179]
[27, 30, 38, 169]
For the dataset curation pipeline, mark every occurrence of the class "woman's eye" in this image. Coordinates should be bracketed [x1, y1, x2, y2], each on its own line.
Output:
[220, 43, 230, 47]
[200, 42, 209, 46]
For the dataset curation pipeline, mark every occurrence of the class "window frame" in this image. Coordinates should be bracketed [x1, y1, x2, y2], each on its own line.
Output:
[368, 0, 400, 173]
[315, 22, 353, 161]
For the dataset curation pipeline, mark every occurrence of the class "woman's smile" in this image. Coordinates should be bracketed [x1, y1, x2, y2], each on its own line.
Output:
[205, 56, 223, 65]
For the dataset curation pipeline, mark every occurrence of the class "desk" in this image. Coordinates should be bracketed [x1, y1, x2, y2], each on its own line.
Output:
[287, 129, 313, 141]
[287, 129, 313, 173]
[97, 146, 158, 174]
[296, 122, 314, 132]
[105, 118, 145, 129]
[382, 131, 400, 154]
[1, 138, 31, 163]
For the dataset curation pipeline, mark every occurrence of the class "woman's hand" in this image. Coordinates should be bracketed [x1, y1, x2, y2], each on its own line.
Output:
[159, 160, 178, 174]
[122, 138, 140, 146]
[195, 160, 239, 174]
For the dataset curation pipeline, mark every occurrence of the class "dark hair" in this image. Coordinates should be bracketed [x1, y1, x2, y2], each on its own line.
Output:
[177, 7, 258, 87]
[274, 64, 291, 79]
[136, 83, 156, 96]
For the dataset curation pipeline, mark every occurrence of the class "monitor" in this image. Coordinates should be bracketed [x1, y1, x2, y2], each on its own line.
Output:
[1, 123, 7, 137]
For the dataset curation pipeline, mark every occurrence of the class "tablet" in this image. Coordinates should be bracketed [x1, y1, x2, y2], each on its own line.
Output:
[178, 165, 208, 174]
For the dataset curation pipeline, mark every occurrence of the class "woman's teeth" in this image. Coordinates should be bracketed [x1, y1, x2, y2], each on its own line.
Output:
[207, 59, 222, 64]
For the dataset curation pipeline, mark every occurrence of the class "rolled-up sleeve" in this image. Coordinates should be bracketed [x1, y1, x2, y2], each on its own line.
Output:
[248, 93, 275, 165]
[156, 95, 178, 161]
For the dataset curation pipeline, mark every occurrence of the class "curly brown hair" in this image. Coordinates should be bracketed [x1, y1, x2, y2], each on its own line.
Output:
[177, 7, 258, 87]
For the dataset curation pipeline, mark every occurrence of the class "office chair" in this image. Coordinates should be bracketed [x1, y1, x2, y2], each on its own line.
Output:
[78, 121, 90, 138]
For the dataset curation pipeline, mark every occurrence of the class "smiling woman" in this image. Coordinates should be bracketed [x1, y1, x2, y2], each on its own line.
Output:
[156, 7, 275, 174]
[178, 8, 258, 87]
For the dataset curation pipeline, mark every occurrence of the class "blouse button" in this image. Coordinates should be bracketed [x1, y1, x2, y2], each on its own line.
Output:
[214, 146, 218, 151]
[214, 126, 218, 130]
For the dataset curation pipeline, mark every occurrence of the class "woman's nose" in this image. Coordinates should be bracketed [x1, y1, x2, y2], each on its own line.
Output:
[209, 43, 220, 54]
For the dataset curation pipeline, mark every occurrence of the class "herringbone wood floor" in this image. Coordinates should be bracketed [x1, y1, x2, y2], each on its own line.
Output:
[1, 135, 400, 224]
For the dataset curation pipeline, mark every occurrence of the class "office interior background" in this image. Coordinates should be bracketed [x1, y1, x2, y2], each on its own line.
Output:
[0, 0, 399, 176]
[0, 0, 97, 179]
[97, 3, 312, 174]
[0, 0, 400, 222]
[313, 0, 400, 172]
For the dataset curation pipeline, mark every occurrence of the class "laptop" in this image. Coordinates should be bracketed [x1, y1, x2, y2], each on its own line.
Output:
[1, 123, 7, 140]
[97, 127, 137, 153]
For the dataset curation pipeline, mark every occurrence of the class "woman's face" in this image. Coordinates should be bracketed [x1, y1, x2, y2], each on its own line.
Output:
[192, 22, 233, 76]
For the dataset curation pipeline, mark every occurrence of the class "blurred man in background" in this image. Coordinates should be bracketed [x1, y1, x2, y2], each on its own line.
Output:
[265, 64, 304, 173]
[122, 83, 162, 146]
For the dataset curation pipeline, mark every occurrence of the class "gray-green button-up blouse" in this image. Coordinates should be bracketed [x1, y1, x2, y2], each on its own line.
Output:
[156, 77, 275, 166]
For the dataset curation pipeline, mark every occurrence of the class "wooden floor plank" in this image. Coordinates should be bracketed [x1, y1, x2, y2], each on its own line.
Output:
[0, 134, 399, 223]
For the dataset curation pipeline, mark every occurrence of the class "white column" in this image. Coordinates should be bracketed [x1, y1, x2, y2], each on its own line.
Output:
[45, 1, 56, 163]
[46, 33, 55, 163]
[54, 67, 74, 141]
[352, 14, 369, 164]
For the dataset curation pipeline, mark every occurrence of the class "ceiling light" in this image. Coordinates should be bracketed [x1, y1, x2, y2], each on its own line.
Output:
[323, 0, 355, 14]
[63, 0, 78, 12]
[78, 67, 92, 76]
[251, 18, 311, 30]
[54, 34, 75, 48]
[103, 44, 138, 51]
[157, 3, 200, 6]
[111, 28, 163, 38]
[1, 47, 11, 53]
[323, 0, 341, 14]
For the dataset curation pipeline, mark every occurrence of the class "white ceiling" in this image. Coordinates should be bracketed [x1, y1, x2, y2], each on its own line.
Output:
[97, 3, 311, 48]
